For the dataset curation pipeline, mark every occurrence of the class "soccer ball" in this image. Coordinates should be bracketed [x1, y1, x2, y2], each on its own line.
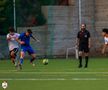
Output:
[43, 59, 48, 65]
[2, 81, 8, 89]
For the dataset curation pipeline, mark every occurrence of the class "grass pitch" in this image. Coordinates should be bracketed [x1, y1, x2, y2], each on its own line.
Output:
[0, 58, 108, 90]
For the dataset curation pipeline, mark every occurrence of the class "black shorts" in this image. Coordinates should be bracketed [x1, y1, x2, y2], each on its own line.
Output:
[79, 44, 89, 53]
[10, 48, 19, 57]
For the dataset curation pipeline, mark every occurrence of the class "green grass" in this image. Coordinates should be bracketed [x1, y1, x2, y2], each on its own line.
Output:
[0, 58, 108, 90]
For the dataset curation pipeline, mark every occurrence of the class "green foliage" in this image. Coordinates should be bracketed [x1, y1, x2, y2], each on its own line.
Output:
[39, 0, 57, 5]
[0, 0, 48, 34]
[16, 0, 46, 27]
[0, 0, 13, 35]
[0, 0, 65, 35]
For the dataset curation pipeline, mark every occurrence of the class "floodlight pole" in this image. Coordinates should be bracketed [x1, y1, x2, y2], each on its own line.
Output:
[74, 0, 82, 60]
[78, 0, 82, 26]
[13, 0, 16, 31]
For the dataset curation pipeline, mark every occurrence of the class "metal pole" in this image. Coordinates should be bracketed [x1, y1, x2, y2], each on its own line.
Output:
[13, 0, 16, 31]
[79, 0, 81, 25]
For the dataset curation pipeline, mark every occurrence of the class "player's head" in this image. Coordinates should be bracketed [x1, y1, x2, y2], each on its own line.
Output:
[102, 28, 108, 33]
[102, 28, 108, 36]
[9, 27, 15, 32]
[81, 23, 86, 31]
[9, 27, 15, 35]
[26, 29, 32, 36]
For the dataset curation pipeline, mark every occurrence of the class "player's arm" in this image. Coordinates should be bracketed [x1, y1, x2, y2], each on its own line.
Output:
[7, 34, 11, 40]
[88, 31, 91, 48]
[88, 38, 91, 48]
[16, 38, 25, 45]
[31, 35, 40, 42]
[16, 35, 25, 45]
[102, 44, 107, 54]
[76, 32, 80, 47]
[76, 38, 79, 47]
[102, 36, 108, 54]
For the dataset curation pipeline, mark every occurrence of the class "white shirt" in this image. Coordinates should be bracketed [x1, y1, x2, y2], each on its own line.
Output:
[7, 33, 20, 51]
[104, 37, 108, 44]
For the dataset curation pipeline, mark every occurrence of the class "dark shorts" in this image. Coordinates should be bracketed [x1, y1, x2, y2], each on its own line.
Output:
[10, 48, 19, 57]
[79, 44, 89, 53]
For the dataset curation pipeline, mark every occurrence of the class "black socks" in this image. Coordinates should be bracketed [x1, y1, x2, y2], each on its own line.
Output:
[85, 56, 88, 68]
[79, 56, 82, 68]
[78, 56, 89, 68]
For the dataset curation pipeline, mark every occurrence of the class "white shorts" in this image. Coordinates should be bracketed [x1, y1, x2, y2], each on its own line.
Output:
[104, 37, 108, 44]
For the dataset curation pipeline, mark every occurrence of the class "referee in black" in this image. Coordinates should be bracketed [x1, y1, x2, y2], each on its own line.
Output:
[76, 24, 91, 68]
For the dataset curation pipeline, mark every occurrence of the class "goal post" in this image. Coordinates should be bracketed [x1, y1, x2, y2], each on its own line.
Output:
[66, 46, 79, 59]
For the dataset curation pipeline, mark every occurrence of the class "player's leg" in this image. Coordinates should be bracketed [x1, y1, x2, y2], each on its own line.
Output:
[19, 51, 25, 64]
[27, 46, 36, 66]
[10, 48, 18, 66]
[10, 50, 16, 64]
[13, 48, 19, 66]
[78, 51, 83, 68]
[15, 48, 20, 66]
[84, 46, 89, 68]
[84, 53, 89, 68]
[78, 45, 83, 68]
[18, 49, 25, 69]
[30, 53, 36, 66]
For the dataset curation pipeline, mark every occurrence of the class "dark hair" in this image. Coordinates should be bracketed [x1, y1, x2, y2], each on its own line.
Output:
[102, 28, 108, 34]
[27, 29, 32, 34]
[9, 27, 15, 32]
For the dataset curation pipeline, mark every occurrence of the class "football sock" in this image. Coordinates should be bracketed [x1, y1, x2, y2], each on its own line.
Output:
[12, 60, 15, 64]
[20, 58, 23, 65]
[30, 57, 35, 63]
[79, 56, 82, 66]
[85, 56, 88, 67]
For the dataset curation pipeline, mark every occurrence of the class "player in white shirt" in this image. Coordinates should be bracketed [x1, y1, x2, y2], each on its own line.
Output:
[102, 28, 108, 54]
[7, 27, 20, 66]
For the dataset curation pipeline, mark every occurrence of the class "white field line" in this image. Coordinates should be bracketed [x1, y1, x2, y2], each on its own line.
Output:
[0, 78, 107, 81]
[0, 71, 108, 81]
[1, 71, 108, 74]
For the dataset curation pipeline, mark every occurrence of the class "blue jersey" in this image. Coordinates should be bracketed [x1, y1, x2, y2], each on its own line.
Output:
[19, 32, 32, 47]
[19, 32, 35, 54]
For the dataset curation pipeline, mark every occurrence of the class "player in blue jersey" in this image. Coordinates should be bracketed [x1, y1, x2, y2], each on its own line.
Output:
[16, 29, 40, 69]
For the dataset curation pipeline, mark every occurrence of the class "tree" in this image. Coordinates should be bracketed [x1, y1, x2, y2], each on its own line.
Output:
[0, 0, 13, 35]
